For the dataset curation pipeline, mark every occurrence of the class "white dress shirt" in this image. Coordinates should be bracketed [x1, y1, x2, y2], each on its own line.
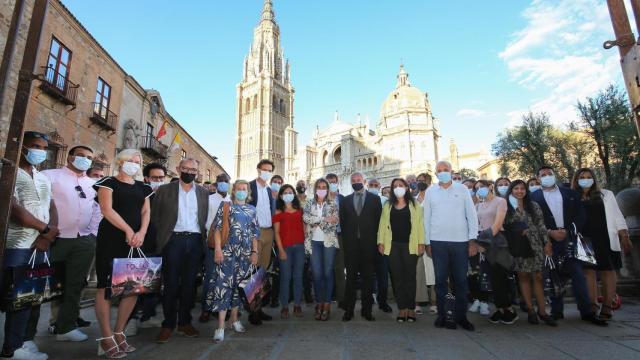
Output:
[206, 192, 231, 232]
[255, 182, 272, 228]
[543, 186, 564, 228]
[174, 184, 200, 233]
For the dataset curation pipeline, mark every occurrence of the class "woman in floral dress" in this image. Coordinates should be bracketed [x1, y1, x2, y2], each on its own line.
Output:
[206, 180, 259, 342]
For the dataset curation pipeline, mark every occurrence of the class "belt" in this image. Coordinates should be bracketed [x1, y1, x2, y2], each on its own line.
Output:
[260, 227, 273, 230]
[173, 231, 200, 236]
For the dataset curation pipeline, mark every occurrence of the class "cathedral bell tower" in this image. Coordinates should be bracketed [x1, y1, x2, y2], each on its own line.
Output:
[235, 0, 296, 180]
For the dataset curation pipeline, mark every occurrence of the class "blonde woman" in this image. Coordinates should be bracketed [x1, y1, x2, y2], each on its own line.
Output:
[207, 180, 260, 343]
[93, 149, 152, 358]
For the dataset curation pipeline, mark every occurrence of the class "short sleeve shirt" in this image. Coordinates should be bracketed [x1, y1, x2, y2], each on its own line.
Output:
[7, 168, 52, 249]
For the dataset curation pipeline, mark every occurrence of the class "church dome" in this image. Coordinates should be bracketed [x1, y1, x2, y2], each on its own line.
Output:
[380, 65, 430, 119]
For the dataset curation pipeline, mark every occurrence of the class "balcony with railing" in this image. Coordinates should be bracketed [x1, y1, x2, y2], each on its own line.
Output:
[140, 136, 169, 159]
[39, 66, 79, 106]
[90, 102, 117, 133]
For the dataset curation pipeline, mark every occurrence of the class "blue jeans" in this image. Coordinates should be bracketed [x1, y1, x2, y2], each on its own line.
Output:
[279, 244, 305, 306]
[431, 241, 469, 322]
[550, 240, 592, 317]
[310, 242, 337, 304]
[201, 242, 216, 312]
[1, 249, 48, 355]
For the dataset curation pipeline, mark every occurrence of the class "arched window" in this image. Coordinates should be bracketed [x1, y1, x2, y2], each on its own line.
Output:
[322, 150, 328, 165]
[333, 146, 342, 163]
[374, 157, 378, 167]
[279, 99, 285, 114]
[272, 95, 278, 110]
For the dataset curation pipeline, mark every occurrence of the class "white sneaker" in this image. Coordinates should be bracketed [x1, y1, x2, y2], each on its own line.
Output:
[11, 346, 48, 360]
[231, 321, 246, 333]
[56, 329, 88, 342]
[138, 316, 163, 328]
[21, 341, 39, 354]
[124, 320, 138, 337]
[213, 328, 224, 343]
[415, 305, 423, 315]
[479, 302, 491, 316]
[469, 299, 481, 313]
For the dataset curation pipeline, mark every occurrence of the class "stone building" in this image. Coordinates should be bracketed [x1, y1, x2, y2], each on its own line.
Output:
[234, 0, 297, 180]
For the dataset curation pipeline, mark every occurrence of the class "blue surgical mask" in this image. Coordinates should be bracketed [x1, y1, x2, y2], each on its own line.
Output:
[235, 190, 248, 201]
[72, 156, 92, 171]
[368, 188, 379, 195]
[270, 183, 281, 193]
[282, 193, 295, 203]
[497, 185, 509, 197]
[409, 182, 417, 190]
[476, 187, 490, 198]
[380, 196, 388, 205]
[529, 185, 541, 193]
[540, 175, 556, 188]
[508, 195, 519, 209]
[329, 183, 339, 193]
[578, 178, 594, 189]
[25, 148, 47, 165]
[437, 171, 452, 184]
[468, 188, 475, 196]
[453, 180, 462, 184]
[217, 182, 229, 193]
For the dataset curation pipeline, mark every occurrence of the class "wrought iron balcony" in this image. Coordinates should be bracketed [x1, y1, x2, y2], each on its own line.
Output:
[90, 102, 117, 133]
[39, 66, 79, 106]
[140, 136, 169, 159]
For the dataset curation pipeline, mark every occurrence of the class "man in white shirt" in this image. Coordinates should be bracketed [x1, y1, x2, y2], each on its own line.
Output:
[424, 161, 478, 331]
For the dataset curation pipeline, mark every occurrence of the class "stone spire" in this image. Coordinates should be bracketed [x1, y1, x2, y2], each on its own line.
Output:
[261, 0, 275, 23]
[396, 64, 410, 88]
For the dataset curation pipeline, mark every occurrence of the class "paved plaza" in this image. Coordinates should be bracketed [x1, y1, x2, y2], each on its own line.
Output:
[2, 299, 640, 360]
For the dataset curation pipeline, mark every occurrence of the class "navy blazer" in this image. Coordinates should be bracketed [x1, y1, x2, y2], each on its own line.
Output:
[530, 186, 586, 233]
[248, 179, 275, 217]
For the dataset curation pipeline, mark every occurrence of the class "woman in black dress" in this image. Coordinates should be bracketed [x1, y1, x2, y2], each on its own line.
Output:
[93, 149, 152, 358]
[571, 168, 632, 321]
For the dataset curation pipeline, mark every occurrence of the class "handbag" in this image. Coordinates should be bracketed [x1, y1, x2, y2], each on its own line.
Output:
[239, 266, 271, 312]
[110, 248, 162, 299]
[505, 221, 534, 258]
[543, 256, 566, 298]
[478, 253, 492, 293]
[1, 250, 64, 312]
[208, 202, 231, 249]
[572, 223, 597, 266]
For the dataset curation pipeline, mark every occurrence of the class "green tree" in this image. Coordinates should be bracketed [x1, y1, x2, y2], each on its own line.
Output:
[574, 85, 640, 192]
[459, 168, 478, 179]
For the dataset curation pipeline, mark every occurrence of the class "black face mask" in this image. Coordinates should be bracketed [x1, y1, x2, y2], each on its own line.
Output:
[352, 183, 364, 192]
[180, 172, 196, 184]
[417, 182, 428, 191]
[296, 186, 306, 194]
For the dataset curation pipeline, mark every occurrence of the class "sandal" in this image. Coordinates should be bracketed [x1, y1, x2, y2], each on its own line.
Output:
[97, 336, 126, 359]
[293, 305, 303, 318]
[407, 310, 416, 323]
[113, 332, 136, 353]
[314, 304, 322, 321]
[280, 307, 290, 319]
[320, 304, 330, 321]
[599, 304, 613, 321]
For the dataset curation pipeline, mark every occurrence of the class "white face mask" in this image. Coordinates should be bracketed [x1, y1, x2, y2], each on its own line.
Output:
[259, 170, 272, 182]
[393, 187, 407, 198]
[121, 161, 140, 176]
[149, 181, 164, 190]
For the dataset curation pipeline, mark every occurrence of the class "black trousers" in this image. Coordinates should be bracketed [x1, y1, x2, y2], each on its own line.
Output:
[344, 238, 375, 314]
[489, 262, 512, 309]
[374, 252, 389, 305]
[388, 242, 418, 310]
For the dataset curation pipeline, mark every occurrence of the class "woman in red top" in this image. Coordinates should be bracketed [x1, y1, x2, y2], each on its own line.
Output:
[273, 184, 305, 319]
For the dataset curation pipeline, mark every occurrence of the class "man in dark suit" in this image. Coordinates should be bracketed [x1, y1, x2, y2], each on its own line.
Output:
[339, 172, 382, 321]
[531, 165, 606, 326]
[152, 158, 210, 343]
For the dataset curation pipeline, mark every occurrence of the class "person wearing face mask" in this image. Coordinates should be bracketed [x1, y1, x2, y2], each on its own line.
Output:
[42, 145, 101, 342]
[326, 173, 347, 309]
[272, 184, 305, 319]
[452, 172, 463, 184]
[92, 149, 152, 357]
[303, 178, 339, 321]
[152, 158, 210, 343]
[527, 178, 541, 194]
[381, 186, 391, 206]
[199, 173, 232, 324]
[495, 177, 511, 198]
[367, 178, 392, 313]
[413, 172, 436, 316]
[530, 165, 607, 326]
[295, 179, 308, 207]
[406, 174, 419, 197]
[207, 180, 260, 343]
[267, 174, 284, 308]
[571, 168, 631, 321]
[463, 179, 478, 204]
[270, 175, 284, 199]
[377, 178, 426, 323]
[340, 172, 382, 322]
[424, 161, 479, 331]
[1, 131, 59, 360]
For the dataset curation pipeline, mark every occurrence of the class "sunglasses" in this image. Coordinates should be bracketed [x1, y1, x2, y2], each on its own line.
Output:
[75, 185, 86, 199]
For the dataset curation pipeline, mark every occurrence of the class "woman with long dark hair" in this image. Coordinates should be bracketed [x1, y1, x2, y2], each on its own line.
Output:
[571, 168, 631, 321]
[377, 178, 426, 322]
[495, 177, 511, 198]
[273, 184, 305, 319]
[505, 180, 556, 326]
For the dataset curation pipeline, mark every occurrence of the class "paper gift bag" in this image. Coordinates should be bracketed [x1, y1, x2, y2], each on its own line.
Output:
[110, 248, 162, 298]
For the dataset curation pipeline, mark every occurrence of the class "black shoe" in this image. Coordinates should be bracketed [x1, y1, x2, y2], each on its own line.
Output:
[457, 319, 475, 331]
[362, 313, 375, 321]
[445, 320, 457, 330]
[379, 303, 392, 313]
[582, 314, 608, 327]
[434, 316, 446, 328]
[551, 312, 564, 320]
[337, 301, 346, 310]
[538, 313, 558, 327]
[259, 310, 273, 321]
[396, 316, 406, 323]
[76, 317, 91, 328]
[527, 311, 539, 325]
[489, 311, 502, 324]
[500, 310, 519, 325]
[342, 311, 354, 322]
[249, 312, 263, 325]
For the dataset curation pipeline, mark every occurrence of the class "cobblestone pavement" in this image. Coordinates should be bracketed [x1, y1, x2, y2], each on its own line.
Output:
[2, 300, 640, 360]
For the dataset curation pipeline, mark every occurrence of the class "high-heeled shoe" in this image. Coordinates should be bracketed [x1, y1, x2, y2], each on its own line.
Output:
[113, 332, 136, 353]
[96, 336, 126, 359]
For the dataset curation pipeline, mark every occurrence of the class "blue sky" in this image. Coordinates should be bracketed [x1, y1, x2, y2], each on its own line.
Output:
[62, 0, 623, 174]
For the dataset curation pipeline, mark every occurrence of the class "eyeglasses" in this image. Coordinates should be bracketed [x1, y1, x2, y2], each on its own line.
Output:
[75, 185, 87, 199]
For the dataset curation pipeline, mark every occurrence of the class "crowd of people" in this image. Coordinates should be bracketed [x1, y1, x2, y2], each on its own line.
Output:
[1, 130, 634, 359]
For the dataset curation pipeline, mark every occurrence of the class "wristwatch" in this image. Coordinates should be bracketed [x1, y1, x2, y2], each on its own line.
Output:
[40, 225, 51, 235]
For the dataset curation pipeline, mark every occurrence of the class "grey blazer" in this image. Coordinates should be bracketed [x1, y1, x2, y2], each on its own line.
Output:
[151, 181, 209, 253]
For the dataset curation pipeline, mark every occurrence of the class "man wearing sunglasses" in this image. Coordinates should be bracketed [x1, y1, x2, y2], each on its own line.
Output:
[42, 145, 102, 342]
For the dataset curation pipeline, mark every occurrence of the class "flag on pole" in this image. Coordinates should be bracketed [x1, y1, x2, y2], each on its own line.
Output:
[169, 132, 183, 152]
[156, 121, 168, 140]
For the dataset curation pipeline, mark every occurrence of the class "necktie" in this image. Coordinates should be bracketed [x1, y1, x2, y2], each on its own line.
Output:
[356, 192, 364, 215]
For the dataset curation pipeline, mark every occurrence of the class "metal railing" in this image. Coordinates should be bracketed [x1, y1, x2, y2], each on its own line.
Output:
[40, 66, 78, 105]
[140, 136, 169, 159]
[90, 102, 117, 132]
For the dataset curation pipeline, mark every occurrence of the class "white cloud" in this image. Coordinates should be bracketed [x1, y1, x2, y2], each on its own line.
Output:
[456, 108, 487, 118]
[500, 0, 623, 126]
